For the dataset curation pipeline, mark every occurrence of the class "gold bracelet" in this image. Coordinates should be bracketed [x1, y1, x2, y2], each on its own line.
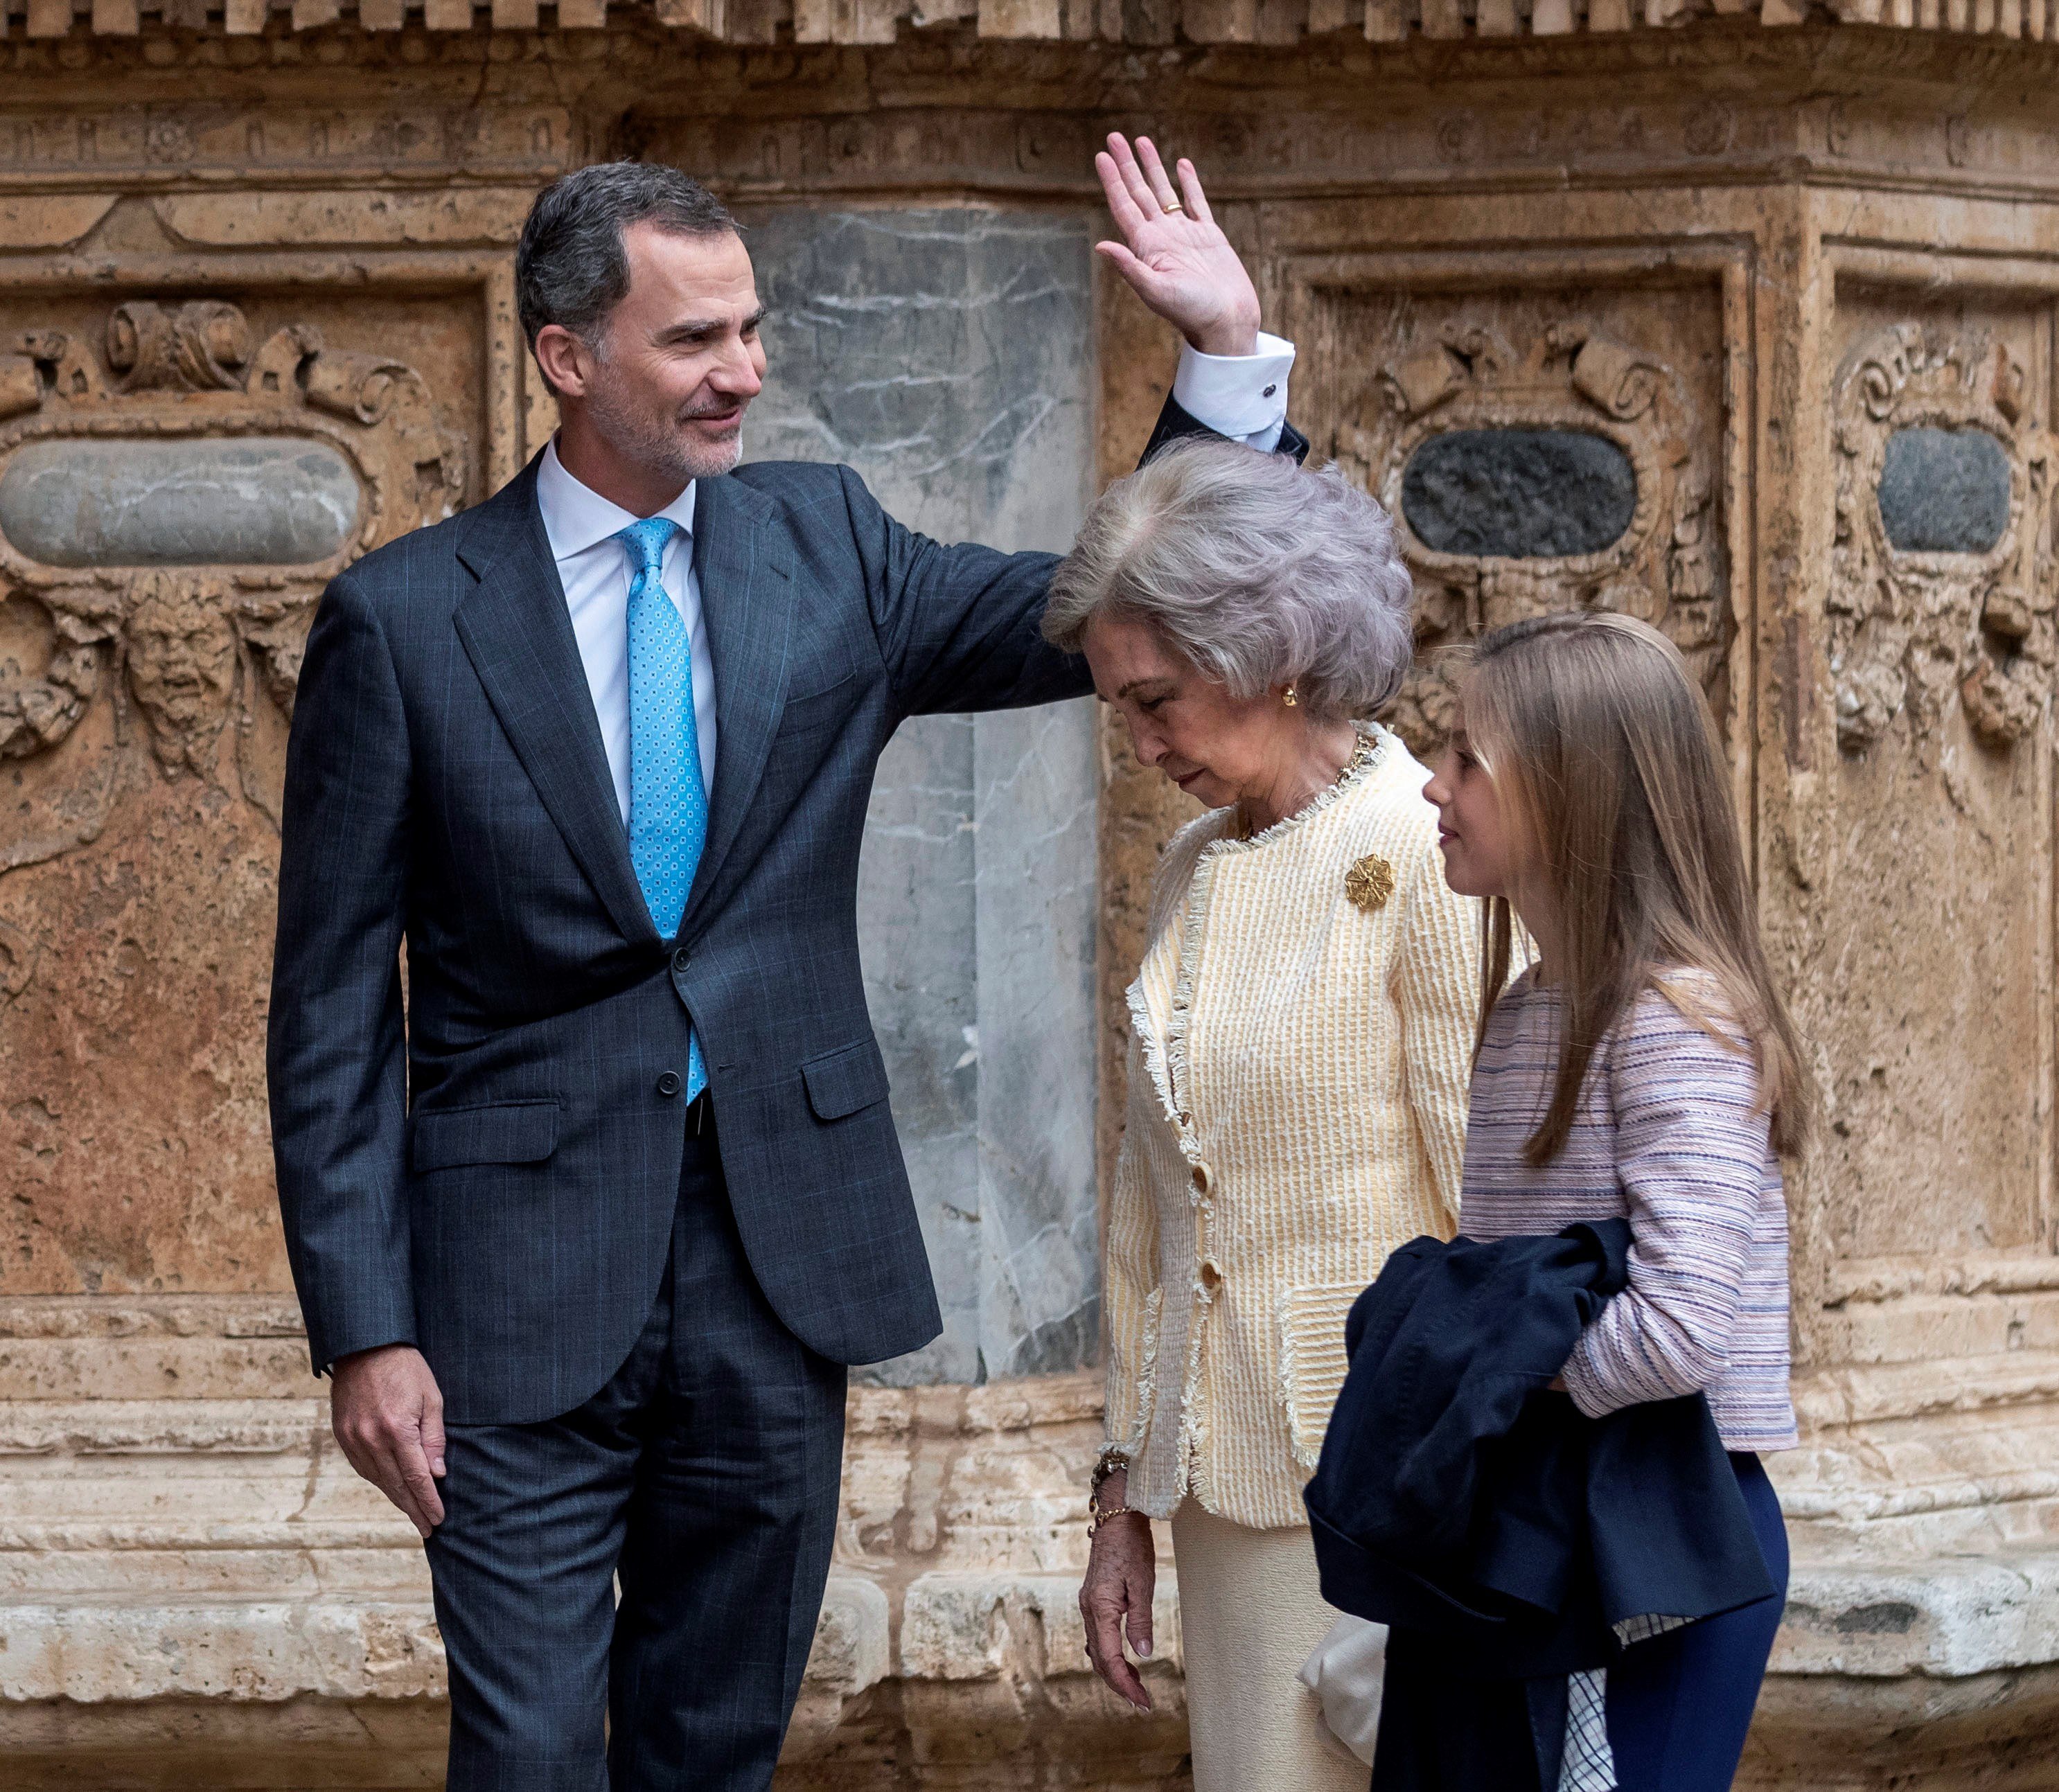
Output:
[1088, 1501, 1149, 1537]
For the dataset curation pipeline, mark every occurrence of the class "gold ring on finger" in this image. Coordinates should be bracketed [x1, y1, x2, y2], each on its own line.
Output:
[1163, 200, 1185, 215]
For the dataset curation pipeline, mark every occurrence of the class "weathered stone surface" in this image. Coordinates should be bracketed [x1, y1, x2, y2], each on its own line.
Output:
[0, 1370, 1194, 1789]
[0, 438, 362, 569]
[2, 19, 2059, 1792]
[1876, 425, 2011, 556]
[1400, 427, 1638, 559]
[0, 297, 466, 1301]
[14, 0, 2059, 47]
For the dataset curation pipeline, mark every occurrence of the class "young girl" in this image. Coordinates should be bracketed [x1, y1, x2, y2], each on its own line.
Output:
[1422, 611, 1810, 1792]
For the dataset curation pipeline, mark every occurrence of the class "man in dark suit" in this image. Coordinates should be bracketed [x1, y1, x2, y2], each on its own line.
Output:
[267, 135, 1305, 1791]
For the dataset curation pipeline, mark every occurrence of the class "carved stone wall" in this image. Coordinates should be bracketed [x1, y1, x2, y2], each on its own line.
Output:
[1817, 304, 2057, 1279]
[3, 10, 2059, 1792]
[0, 297, 467, 1302]
[1328, 308, 1729, 754]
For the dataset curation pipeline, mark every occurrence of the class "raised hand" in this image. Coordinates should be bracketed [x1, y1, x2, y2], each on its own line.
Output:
[1094, 133, 1262, 359]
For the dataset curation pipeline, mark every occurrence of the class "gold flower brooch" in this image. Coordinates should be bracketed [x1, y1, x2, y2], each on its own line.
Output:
[1344, 853, 1396, 913]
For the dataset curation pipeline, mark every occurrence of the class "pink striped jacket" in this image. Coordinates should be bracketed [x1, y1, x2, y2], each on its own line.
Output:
[1457, 966, 1798, 1453]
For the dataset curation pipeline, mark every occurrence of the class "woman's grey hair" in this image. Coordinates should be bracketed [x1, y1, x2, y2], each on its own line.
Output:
[1041, 439, 1417, 722]
[515, 162, 738, 361]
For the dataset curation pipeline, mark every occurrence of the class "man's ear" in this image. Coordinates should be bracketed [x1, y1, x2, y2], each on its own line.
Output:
[533, 324, 590, 401]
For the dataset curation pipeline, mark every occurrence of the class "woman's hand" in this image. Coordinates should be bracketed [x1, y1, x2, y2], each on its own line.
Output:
[1079, 1469, 1158, 1710]
[1093, 134, 1262, 359]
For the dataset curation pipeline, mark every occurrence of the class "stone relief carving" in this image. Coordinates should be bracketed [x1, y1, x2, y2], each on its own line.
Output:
[125, 572, 241, 778]
[108, 299, 251, 393]
[1334, 321, 1724, 756]
[0, 299, 464, 855]
[1828, 323, 2055, 754]
[0, 627, 96, 762]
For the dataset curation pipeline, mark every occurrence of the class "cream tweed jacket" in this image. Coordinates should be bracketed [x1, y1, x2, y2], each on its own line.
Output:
[1104, 726, 1483, 1529]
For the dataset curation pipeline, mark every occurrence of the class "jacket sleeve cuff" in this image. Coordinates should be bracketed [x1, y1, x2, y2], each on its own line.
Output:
[1560, 1338, 1625, 1421]
[304, 1303, 420, 1379]
[1171, 332, 1296, 450]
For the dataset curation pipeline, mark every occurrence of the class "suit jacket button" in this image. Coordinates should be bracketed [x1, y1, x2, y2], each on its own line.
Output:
[671, 947, 691, 975]
[656, 1072, 682, 1098]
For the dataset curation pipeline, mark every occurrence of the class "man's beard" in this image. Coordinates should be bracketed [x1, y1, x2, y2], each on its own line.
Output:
[585, 372, 745, 485]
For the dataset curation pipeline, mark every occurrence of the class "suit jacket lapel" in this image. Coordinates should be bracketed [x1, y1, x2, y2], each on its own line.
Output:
[683, 471, 793, 934]
[453, 457, 659, 947]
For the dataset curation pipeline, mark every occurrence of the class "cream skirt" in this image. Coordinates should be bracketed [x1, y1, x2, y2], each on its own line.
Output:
[1170, 1500, 1368, 1792]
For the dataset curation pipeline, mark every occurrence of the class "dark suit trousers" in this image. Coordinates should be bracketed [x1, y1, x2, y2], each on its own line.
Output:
[426, 1110, 849, 1792]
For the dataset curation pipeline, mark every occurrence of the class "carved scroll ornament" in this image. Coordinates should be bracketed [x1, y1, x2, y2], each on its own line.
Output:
[0, 301, 465, 863]
[1335, 322, 1724, 757]
[1829, 323, 2054, 754]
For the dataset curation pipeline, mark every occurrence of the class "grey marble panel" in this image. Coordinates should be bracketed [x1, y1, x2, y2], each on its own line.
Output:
[974, 700, 1101, 1381]
[738, 206, 1098, 1385]
[0, 438, 360, 567]
[1402, 427, 1636, 559]
[850, 713, 981, 1382]
[1878, 426, 2011, 556]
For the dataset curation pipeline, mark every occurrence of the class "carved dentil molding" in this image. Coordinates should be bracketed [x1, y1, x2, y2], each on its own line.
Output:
[4, 0, 2055, 53]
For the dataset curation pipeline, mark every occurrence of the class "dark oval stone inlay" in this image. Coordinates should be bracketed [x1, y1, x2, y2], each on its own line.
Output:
[0, 437, 360, 569]
[1402, 428, 1638, 560]
[1877, 426, 2011, 556]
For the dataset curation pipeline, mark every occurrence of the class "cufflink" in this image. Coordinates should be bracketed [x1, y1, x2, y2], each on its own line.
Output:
[1263, 384, 1278, 398]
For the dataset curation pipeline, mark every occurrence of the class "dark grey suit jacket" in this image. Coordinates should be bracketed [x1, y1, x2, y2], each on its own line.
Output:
[268, 397, 1307, 1426]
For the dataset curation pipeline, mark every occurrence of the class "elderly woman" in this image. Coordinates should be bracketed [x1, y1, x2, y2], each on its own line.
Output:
[1049, 439, 1483, 1790]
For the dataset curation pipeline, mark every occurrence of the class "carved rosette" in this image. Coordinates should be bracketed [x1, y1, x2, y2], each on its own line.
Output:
[1334, 322, 1724, 757]
[0, 301, 465, 856]
[1829, 323, 2053, 754]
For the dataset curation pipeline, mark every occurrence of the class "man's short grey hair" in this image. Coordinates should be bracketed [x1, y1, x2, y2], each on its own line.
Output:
[515, 162, 738, 360]
[1042, 439, 1416, 721]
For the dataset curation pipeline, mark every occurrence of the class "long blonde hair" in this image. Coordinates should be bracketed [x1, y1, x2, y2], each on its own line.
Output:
[1463, 612, 1813, 1165]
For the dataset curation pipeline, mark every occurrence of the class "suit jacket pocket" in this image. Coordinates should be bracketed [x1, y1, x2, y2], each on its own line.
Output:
[1280, 1281, 1368, 1471]
[800, 1038, 891, 1121]
[412, 1099, 560, 1172]
[778, 668, 859, 736]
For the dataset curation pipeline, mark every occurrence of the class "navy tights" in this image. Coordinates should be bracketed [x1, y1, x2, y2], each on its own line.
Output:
[1604, 1453, 1790, 1792]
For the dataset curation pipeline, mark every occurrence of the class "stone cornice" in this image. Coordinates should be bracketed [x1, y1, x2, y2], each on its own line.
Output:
[3, 0, 2058, 51]
[1, 26, 2058, 205]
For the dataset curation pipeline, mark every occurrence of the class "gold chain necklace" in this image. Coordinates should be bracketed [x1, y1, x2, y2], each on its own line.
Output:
[1232, 730, 1376, 842]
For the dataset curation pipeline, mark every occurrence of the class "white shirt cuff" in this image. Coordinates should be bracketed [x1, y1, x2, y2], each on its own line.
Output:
[1172, 330, 1296, 454]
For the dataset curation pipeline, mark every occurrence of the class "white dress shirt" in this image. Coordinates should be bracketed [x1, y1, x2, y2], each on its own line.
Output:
[534, 340, 1295, 825]
[1174, 331, 1296, 454]
[536, 439, 719, 824]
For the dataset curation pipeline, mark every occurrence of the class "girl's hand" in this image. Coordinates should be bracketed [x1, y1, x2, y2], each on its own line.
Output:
[1079, 1471, 1158, 1710]
[1092, 134, 1262, 359]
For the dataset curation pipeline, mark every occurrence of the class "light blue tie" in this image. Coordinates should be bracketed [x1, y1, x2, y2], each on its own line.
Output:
[619, 516, 708, 1103]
